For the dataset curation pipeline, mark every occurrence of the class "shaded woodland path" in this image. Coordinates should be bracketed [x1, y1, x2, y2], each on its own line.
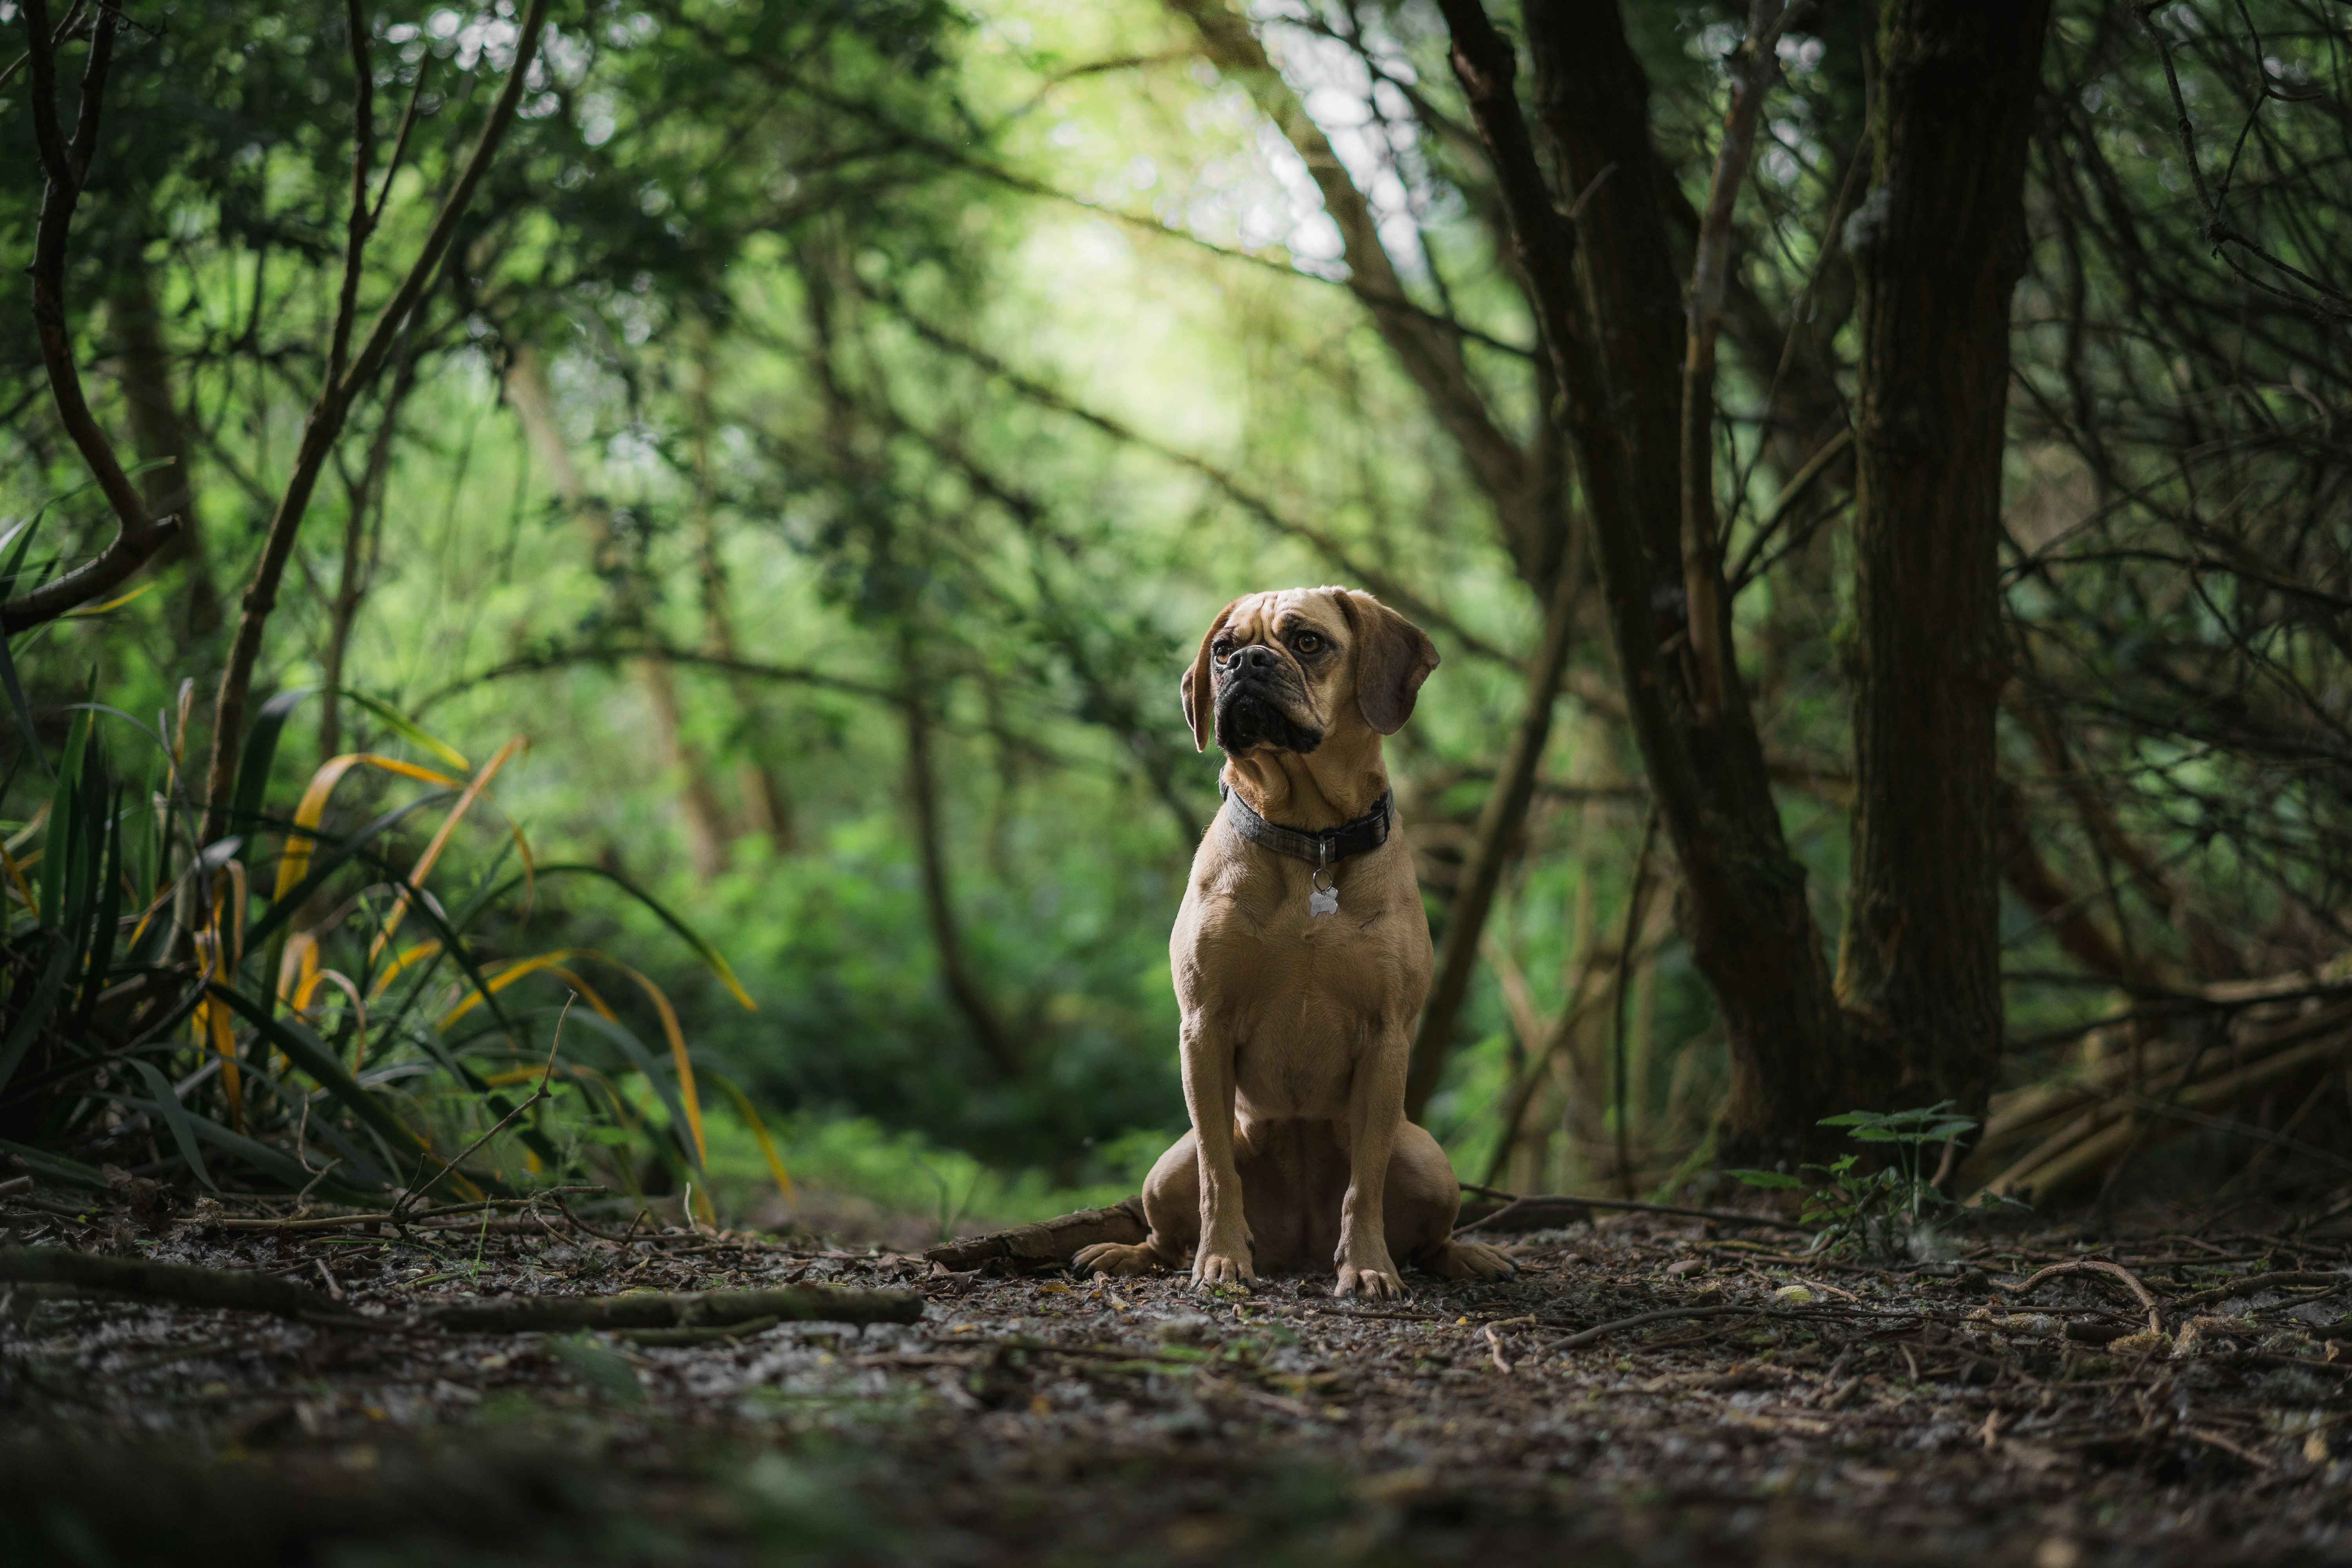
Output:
[4, 1180, 2350, 1565]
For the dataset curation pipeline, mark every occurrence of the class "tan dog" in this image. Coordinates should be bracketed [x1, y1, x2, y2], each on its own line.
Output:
[1076, 587, 1515, 1298]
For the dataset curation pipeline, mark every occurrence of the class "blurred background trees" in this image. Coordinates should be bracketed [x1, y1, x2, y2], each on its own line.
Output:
[5, 0, 2350, 1225]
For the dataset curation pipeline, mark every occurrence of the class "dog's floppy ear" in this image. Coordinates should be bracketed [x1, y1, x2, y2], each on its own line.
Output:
[1338, 590, 1439, 735]
[1181, 598, 1243, 752]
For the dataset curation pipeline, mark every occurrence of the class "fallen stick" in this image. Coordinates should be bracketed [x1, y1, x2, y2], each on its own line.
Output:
[425, 1285, 922, 1333]
[0, 1245, 922, 1330]
[1455, 1192, 1812, 1235]
[0, 1245, 352, 1320]
[207, 1191, 602, 1232]
[2000, 1259, 2162, 1336]
[923, 1197, 1147, 1272]
[1540, 1304, 1760, 1353]
[621, 1314, 782, 1346]
[2167, 1269, 2345, 1312]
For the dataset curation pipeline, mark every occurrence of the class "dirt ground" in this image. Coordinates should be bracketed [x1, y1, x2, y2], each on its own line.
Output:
[4, 1183, 2349, 1567]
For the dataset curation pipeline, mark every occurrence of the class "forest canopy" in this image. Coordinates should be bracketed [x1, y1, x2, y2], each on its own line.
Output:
[4, 0, 2350, 1225]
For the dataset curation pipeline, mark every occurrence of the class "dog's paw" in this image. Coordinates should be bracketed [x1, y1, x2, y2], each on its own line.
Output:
[1333, 1261, 1406, 1299]
[1432, 1240, 1518, 1282]
[1074, 1241, 1160, 1278]
[1192, 1250, 1257, 1291]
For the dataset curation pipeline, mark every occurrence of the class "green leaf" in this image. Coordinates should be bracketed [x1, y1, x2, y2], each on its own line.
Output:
[334, 688, 471, 772]
[207, 984, 431, 1166]
[483, 863, 754, 1010]
[36, 703, 92, 927]
[110, 1086, 318, 1189]
[567, 1009, 708, 1182]
[0, 1136, 110, 1191]
[0, 624, 50, 783]
[227, 686, 316, 841]
[243, 795, 452, 949]
[0, 936, 75, 1094]
[128, 1058, 217, 1191]
[1726, 1168, 1802, 1189]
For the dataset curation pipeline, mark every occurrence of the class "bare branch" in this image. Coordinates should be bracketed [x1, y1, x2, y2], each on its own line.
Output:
[1680, 2, 1809, 717]
[201, 0, 554, 842]
[4, 0, 183, 635]
[327, 0, 376, 388]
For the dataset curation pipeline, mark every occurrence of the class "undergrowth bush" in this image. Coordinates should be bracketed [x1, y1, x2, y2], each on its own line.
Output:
[0, 641, 786, 1220]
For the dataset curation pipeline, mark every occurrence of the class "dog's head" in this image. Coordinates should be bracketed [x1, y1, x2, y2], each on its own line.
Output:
[1181, 587, 1439, 756]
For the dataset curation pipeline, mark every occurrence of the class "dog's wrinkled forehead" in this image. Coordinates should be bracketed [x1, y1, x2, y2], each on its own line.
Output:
[1219, 589, 1347, 655]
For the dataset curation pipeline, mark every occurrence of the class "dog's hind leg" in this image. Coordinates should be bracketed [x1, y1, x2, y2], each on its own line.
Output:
[1418, 1237, 1518, 1281]
[1074, 1131, 1200, 1277]
[1385, 1121, 1518, 1282]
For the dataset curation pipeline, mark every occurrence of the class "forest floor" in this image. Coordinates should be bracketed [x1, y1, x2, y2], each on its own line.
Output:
[4, 1180, 2350, 1567]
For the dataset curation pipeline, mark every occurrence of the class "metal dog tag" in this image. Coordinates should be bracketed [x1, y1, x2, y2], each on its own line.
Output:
[1308, 883, 1339, 918]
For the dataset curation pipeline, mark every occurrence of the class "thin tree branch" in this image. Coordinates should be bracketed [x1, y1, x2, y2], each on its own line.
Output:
[5, 1, 183, 635]
[860, 281, 1516, 668]
[201, 0, 552, 842]
[327, 0, 375, 389]
[1681, 2, 1809, 713]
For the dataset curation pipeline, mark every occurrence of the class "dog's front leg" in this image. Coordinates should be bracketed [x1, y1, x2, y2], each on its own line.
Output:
[1334, 1036, 1407, 1298]
[1180, 1016, 1255, 1289]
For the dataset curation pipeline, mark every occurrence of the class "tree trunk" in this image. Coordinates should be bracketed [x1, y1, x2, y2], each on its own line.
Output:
[1500, 0, 1846, 1167]
[1835, 0, 2051, 1126]
[107, 250, 221, 643]
[504, 343, 732, 878]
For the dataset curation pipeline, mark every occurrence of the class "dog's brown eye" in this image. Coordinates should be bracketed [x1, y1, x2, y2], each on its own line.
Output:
[1212, 639, 1233, 660]
[1294, 632, 1322, 654]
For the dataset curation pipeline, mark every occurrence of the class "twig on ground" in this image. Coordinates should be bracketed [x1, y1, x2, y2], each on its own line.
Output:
[425, 1285, 923, 1332]
[1455, 1191, 1811, 1235]
[2187, 1425, 2278, 1470]
[210, 1189, 602, 1233]
[2001, 1259, 2163, 1336]
[2169, 1270, 2343, 1312]
[392, 998, 570, 1223]
[0, 1244, 356, 1321]
[1542, 1305, 1761, 1354]
[1, 1243, 922, 1329]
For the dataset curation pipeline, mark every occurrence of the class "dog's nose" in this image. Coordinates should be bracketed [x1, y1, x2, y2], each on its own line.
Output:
[1231, 644, 1278, 673]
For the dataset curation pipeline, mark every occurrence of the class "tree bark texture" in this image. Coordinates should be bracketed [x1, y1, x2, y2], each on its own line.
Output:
[1835, 0, 2051, 1124]
[1504, 0, 1847, 1166]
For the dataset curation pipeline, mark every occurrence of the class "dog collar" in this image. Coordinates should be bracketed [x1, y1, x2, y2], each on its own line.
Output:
[1218, 782, 1394, 867]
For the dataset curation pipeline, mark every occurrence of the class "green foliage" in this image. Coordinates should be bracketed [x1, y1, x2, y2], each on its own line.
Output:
[0, 659, 760, 1213]
[1731, 1103, 2021, 1262]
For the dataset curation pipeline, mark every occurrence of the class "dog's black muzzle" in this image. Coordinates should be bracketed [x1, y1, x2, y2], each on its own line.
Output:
[1214, 669, 1322, 755]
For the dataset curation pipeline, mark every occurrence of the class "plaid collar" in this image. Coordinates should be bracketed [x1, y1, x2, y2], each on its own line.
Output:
[1219, 781, 1394, 867]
